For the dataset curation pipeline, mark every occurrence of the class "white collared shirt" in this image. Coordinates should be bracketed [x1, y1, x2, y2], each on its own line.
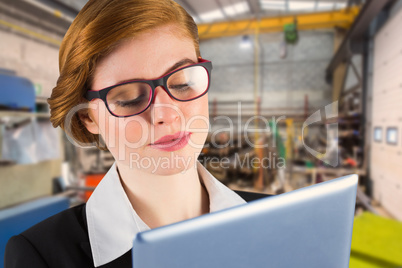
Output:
[86, 161, 247, 267]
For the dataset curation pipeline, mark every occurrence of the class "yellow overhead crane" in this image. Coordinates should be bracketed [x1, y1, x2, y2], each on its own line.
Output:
[197, 7, 360, 40]
[0, 7, 360, 47]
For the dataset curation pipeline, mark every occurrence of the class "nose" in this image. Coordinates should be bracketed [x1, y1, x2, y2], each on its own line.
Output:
[151, 86, 180, 125]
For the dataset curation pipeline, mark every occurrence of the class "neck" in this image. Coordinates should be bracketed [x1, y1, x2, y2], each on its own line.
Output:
[116, 161, 210, 229]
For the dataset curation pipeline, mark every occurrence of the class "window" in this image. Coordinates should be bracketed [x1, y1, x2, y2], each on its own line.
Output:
[374, 127, 382, 142]
[386, 127, 398, 145]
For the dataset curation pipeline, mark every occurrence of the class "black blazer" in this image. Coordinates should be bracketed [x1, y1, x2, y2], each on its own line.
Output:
[4, 191, 270, 268]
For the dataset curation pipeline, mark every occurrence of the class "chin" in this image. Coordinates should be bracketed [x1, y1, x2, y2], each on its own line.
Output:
[146, 156, 197, 176]
[118, 150, 197, 175]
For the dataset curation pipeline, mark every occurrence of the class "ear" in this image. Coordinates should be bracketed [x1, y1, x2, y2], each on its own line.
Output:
[79, 110, 100, 135]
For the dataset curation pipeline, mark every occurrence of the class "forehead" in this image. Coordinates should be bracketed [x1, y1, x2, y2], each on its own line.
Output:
[92, 24, 197, 90]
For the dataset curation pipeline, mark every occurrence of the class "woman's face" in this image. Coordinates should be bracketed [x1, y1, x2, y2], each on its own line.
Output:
[86, 24, 209, 175]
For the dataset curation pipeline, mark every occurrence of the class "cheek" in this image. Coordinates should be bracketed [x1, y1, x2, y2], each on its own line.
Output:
[122, 119, 150, 144]
[183, 95, 209, 145]
[89, 102, 150, 148]
[188, 95, 209, 125]
[183, 94, 209, 117]
[105, 117, 151, 163]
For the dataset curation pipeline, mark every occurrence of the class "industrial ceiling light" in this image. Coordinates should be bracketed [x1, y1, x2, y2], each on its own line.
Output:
[240, 35, 252, 49]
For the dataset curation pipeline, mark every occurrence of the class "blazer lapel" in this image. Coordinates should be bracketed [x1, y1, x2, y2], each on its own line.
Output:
[80, 204, 94, 260]
[80, 241, 93, 259]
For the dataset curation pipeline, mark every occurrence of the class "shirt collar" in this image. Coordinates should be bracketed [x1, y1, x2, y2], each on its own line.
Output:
[86, 161, 246, 267]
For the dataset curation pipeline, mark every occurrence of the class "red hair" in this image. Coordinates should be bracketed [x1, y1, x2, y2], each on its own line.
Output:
[48, 0, 200, 149]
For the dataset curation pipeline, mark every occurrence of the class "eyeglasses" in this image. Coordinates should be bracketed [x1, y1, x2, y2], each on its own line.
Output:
[85, 58, 212, 117]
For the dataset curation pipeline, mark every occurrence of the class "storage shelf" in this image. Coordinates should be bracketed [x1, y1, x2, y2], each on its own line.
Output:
[0, 111, 50, 119]
[292, 165, 366, 176]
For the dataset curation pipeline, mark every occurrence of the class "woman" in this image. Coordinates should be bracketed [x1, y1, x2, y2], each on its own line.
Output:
[5, 0, 267, 267]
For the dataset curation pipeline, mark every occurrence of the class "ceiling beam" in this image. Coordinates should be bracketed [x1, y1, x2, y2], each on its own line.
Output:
[245, 0, 261, 18]
[215, 0, 229, 20]
[197, 7, 360, 40]
[314, 0, 319, 11]
[178, 0, 203, 23]
[325, 0, 393, 81]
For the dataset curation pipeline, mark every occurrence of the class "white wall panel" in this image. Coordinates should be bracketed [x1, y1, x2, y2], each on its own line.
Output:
[370, 5, 402, 220]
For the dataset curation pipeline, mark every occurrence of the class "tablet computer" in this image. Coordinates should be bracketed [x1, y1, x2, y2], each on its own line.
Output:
[133, 174, 358, 268]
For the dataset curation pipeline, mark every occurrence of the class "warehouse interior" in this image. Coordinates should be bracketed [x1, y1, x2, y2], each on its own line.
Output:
[1, 0, 402, 267]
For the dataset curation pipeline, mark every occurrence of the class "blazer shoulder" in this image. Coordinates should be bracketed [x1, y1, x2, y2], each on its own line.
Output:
[5, 234, 48, 267]
[234, 190, 273, 202]
[12, 203, 88, 258]
[5, 203, 94, 268]
[20, 203, 88, 241]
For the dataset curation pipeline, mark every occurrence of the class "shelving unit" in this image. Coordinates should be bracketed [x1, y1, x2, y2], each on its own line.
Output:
[0, 110, 62, 209]
[0, 111, 50, 118]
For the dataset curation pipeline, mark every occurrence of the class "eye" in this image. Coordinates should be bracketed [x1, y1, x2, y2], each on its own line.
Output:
[115, 94, 148, 107]
[168, 82, 194, 91]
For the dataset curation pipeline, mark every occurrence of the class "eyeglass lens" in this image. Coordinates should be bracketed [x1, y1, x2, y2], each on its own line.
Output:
[106, 65, 209, 116]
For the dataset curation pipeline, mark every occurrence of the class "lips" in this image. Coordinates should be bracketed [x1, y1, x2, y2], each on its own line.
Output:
[149, 131, 192, 152]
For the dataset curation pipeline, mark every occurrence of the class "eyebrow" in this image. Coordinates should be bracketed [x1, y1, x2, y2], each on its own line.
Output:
[116, 58, 197, 85]
[165, 58, 197, 74]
